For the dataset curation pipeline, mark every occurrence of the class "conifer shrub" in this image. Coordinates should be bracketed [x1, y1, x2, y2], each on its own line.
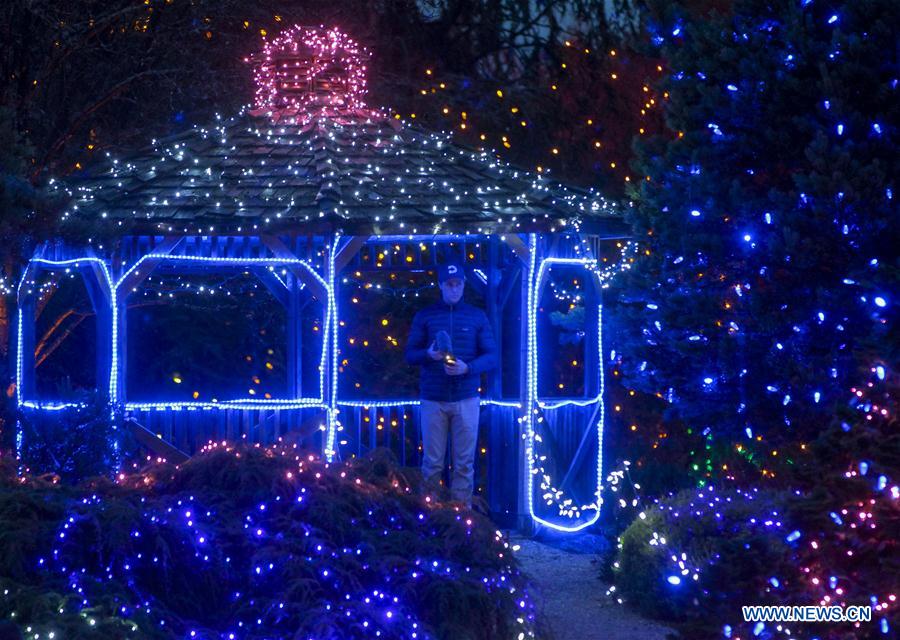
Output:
[0, 445, 536, 640]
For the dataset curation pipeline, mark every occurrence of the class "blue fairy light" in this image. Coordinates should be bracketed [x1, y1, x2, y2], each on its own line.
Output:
[874, 296, 886, 307]
[691, 209, 702, 217]
[667, 575, 682, 585]
[876, 365, 885, 380]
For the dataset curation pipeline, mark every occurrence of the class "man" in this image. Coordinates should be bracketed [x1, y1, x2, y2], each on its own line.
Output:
[405, 263, 497, 505]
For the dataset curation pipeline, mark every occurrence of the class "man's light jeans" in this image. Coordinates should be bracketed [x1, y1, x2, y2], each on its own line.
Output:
[420, 397, 480, 503]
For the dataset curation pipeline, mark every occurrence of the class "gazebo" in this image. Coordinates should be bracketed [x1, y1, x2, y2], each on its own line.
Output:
[15, 26, 632, 532]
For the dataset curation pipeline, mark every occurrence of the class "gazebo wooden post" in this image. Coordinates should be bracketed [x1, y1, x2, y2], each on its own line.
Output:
[81, 260, 113, 402]
[286, 271, 302, 431]
[16, 291, 36, 402]
[515, 233, 536, 531]
[486, 236, 502, 395]
[322, 234, 337, 460]
[584, 270, 601, 400]
[113, 267, 128, 406]
[485, 235, 503, 516]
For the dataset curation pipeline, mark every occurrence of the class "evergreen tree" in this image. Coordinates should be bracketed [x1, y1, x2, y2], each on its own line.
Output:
[614, 0, 899, 480]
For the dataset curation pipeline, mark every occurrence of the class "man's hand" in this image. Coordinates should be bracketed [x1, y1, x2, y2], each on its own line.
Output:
[427, 343, 444, 361]
[444, 359, 469, 376]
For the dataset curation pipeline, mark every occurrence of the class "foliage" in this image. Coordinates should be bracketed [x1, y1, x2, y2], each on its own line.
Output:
[616, 487, 796, 624]
[0, 0, 662, 416]
[17, 391, 128, 483]
[0, 0, 652, 183]
[612, 0, 899, 480]
[549, 305, 585, 345]
[0, 445, 535, 640]
[615, 371, 900, 639]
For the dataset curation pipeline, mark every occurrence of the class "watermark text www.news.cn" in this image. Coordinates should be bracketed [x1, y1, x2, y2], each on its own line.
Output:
[742, 605, 872, 623]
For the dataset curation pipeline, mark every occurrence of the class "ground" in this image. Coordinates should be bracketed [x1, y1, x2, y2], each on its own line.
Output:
[512, 535, 675, 640]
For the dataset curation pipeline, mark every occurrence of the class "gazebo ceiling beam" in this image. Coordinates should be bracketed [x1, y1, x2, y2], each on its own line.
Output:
[502, 234, 531, 264]
[118, 236, 183, 294]
[260, 234, 327, 301]
[250, 266, 290, 308]
[334, 235, 370, 273]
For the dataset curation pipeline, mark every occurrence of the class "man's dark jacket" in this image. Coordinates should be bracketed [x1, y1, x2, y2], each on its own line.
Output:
[405, 300, 497, 401]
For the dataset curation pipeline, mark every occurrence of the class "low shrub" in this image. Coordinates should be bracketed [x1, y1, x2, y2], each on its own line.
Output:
[17, 392, 130, 483]
[0, 445, 537, 640]
[615, 487, 797, 628]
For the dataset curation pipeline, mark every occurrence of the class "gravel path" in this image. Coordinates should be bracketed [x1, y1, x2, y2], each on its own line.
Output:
[512, 535, 675, 640]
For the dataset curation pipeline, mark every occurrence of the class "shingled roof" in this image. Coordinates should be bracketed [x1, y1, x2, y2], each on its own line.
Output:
[55, 25, 628, 237]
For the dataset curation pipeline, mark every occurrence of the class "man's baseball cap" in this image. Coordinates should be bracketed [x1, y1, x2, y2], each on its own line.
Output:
[438, 263, 466, 283]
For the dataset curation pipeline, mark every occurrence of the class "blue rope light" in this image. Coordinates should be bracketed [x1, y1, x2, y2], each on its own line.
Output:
[526, 251, 606, 532]
[116, 253, 328, 292]
[126, 400, 326, 411]
[325, 233, 341, 462]
[17, 242, 611, 533]
[336, 399, 522, 408]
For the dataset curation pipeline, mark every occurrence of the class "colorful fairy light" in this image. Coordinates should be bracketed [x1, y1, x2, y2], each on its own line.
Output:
[520, 239, 607, 531]
[251, 25, 370, 115]
[16, 24, 634, 532]
[16, 240, 627, 528]
[3, 442, 538, 640]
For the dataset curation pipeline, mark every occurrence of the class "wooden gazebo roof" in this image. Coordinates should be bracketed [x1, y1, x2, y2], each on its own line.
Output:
[55, 25, 628, 238]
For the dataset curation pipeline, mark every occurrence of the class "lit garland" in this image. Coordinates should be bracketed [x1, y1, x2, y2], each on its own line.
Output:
[520, 240, 608, 531]
[251, 25, 370, 115]
[17, 24, 637, 533]
[606, 366, 898, 639]
[410, 43, 667, 184]
[50, 27, 622, 236]
[17, 238, 636, 529]
[1, 442, 539, 640]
